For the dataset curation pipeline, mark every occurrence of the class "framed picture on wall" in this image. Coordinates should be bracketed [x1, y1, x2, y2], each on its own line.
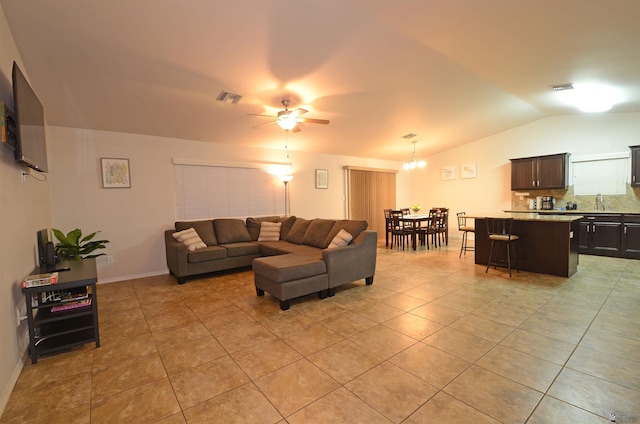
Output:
[315, 169, 328, 189]
[441, 165, 457, 180]
[101, 158, 131, 188]
[461, 163, 477, 179]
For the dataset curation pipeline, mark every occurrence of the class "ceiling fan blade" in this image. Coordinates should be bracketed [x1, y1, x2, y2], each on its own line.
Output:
[247, 113, 277, 118]
[252, 121, 277, 129]
[289, 108, 308, 119]
[299, 117, 330, 125]
[292, 125, 302, 133]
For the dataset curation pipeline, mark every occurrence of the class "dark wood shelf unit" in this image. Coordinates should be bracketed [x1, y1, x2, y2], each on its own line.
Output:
[22, 259, 99, 364]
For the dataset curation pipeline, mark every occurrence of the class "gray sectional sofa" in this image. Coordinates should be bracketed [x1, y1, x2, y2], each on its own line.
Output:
[164, 216, 377, 309]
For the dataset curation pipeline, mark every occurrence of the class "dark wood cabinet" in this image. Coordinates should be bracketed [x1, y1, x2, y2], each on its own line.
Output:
[630, 146, 640, 187]
[579, 215, 623, 257]
[510, 153, 569, 190]
[622, 215, 640, 258]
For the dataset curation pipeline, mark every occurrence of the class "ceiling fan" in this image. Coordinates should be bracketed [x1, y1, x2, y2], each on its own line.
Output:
[249, 99, 329, 133]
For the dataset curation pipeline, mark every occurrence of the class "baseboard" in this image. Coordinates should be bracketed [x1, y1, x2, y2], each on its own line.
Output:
[97, 269, 169, 284]
[0, 351, 26, 418]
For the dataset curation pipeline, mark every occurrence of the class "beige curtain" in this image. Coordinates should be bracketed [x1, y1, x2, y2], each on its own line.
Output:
[345, 166, 397, 242]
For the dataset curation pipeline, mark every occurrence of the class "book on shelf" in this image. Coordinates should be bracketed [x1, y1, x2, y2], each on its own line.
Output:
[22, 272, 59, 288]
[51, 298, 91, 312]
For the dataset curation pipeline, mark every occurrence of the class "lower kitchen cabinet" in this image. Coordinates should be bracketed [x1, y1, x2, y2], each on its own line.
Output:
[622, 215, 640, 259]
[579, 215, 623, 257]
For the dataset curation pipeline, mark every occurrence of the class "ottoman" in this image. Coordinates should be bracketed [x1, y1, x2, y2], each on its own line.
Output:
[252, 254, 329, 310]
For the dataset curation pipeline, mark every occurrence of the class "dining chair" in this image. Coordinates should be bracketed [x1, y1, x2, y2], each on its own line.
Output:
[485, 217, 519, 277]
[390, 210, 412, 250]
[417, 209, 439, 249]
[432, 207, 449, 246]
[383, 208, 393, 247]
[457, 212, 475, 257]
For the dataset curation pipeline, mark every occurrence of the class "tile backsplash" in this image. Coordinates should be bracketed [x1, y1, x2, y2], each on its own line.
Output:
[512, 184, 640, 212]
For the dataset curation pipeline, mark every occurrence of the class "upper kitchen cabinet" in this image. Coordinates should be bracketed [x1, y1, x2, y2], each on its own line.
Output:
[510, 153, 570, 190]
[630, 146, 640, 186]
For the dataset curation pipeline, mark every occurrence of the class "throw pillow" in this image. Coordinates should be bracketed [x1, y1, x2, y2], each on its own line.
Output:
[172, 228, 207, 251]
[258, 221, 282, 242]
[328, 229, 353, 248]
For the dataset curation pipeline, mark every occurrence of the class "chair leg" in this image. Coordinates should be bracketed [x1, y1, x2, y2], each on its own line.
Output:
[506, 242, 512, 277]
[485, 240, 495, 273]
[459, 231, 466, 257]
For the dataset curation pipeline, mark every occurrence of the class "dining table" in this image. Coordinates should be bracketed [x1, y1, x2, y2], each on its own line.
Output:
[400, 213, 432, 250]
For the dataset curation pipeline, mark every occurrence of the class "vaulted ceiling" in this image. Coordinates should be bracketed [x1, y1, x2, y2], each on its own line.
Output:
[2, 0, 639, 161]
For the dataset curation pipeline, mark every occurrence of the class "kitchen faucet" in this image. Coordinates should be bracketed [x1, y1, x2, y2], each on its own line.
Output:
[595, 194, 605, 211]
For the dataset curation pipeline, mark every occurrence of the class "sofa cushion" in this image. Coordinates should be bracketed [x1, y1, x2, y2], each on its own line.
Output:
[213, 219, 252, 244]
[188, 246, 228, 263]
[252, 254, 327, 283]
[277, 215, 297, 240]
[285, 218, 311, 244]
[258, 221, 282, 242]
[323, 220, 368, 248]
[219, 242, 261, 257]
[302, 219, 337, 248]
[175, 220, 217, 246]
[246, 216, 280, 241]
[328, 229, 353, 248]
[172, 228, 207, 251]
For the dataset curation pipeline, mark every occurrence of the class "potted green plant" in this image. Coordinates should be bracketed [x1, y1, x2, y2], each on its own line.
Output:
[52, 228, 110, 261]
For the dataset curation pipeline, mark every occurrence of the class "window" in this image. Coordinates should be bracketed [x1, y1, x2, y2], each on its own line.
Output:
[572, 154, 628, 195]
[174, 162, 285, 220]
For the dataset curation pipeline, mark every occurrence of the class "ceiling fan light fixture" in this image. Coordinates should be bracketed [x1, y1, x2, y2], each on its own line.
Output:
[277, 115, 298, 131]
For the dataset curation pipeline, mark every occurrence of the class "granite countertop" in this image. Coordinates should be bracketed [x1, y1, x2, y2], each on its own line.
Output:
[466, 213, 583, 222]
[505, 210, 640, 215]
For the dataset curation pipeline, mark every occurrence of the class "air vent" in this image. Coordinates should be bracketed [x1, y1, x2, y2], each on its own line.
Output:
[552, 84, 574, 91]
[216, 91, 242, 104]
[401, 133, 417, 139]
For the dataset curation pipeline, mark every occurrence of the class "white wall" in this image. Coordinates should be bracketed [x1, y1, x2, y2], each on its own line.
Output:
[409, 112, 640, 233]
[0, 6, 53, 414]
[47, 127, 409, 282]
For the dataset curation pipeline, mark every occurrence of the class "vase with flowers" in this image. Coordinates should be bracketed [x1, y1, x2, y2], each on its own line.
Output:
[411, 204, 421, 213]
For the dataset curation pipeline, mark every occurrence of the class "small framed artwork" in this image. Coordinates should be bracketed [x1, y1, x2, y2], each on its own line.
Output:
[315, 169, 328, 189]
[441, 165, 457, 180]
[461, 163, 477, 179]
[101, 158, 131, 188]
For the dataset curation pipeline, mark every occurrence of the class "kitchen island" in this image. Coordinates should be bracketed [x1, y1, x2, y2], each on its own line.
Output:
[467, 213, 583, 277]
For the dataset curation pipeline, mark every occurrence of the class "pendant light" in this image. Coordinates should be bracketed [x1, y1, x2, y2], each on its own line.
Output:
[403, 140, 426, 170]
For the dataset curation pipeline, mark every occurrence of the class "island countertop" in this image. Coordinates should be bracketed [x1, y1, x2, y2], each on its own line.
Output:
[471, 214, 580, 277]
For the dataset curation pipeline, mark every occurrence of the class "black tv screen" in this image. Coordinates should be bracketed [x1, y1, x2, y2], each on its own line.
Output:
[12, 62, 48, 173]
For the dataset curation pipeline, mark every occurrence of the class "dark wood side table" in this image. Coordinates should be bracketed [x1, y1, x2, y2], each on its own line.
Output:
[22, 258, 100, 364]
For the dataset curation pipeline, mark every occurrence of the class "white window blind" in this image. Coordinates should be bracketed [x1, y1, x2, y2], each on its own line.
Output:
[174, 164, 285, 220]
[573, 156, 628, 195]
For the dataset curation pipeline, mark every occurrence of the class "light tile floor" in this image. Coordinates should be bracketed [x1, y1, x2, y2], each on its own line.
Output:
[2, 242, 639, 423]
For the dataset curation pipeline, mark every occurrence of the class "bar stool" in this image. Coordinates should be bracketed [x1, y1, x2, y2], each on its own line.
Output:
[485, 218, 519, 277]
[457, 212, 474, 257]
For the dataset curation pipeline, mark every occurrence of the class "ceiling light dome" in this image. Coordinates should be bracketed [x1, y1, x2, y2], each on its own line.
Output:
[554, 83, 622, 113]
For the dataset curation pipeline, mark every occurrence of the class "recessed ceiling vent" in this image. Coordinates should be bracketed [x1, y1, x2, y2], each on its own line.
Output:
[401, 133, 417, 139]
[216, 90, 242, 104]
[552, 84, 574, 91]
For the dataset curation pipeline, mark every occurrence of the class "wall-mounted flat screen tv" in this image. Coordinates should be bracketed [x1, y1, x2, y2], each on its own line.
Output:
[12, 61, 48, 173]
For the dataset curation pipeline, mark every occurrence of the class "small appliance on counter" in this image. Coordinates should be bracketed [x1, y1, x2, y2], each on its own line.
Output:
[541, 196, 555, 210]
[566, 201, 578, 210]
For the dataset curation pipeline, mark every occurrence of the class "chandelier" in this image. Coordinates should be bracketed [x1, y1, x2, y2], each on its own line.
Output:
[403, 140, 426, 170]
